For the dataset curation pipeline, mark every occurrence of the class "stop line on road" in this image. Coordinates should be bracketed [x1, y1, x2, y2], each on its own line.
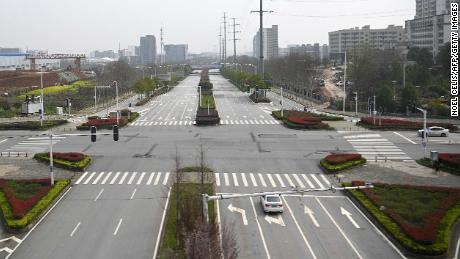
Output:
[214, 172, 331, 189]
[74, 171, 170, 186]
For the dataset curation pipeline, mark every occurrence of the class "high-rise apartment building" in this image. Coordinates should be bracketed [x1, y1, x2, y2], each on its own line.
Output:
[328, 25, 406, 58]
[140, 35, 157, 65]
[405, 0, 451, 59]
[164, 44, 188, 64]
[253, 25, 279, 60]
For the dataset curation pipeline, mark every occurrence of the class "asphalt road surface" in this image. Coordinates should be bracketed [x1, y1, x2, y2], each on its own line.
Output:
[2, 74, 458, 258]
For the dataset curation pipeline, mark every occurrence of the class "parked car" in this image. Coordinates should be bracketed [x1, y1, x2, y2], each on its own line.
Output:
[336, 81, 343, 87]
[417, 126, 450, 137]
[260, 194, 284, 213]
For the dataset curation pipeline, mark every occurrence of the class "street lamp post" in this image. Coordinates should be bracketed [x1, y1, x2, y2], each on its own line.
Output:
[280, 86, 284, 118]
[391, 80, 397, 101]
[40, 66, 44, 127]
[343, 51, 347, 113]
[354, 92, 358, 116]
[113, 81, 119, 125]
[373, 95, 376, 125]
[416, 107, 428, 158]
[49, 132, 54, 186]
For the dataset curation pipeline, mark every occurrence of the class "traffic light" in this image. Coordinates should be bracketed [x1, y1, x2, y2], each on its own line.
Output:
[90, 126, 96, 142]
[113, 125, 119, 141]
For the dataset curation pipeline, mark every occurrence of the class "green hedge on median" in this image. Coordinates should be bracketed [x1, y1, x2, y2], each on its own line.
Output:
[34, 153, 91, 171]
[320, 158, 366, 173]
[76, 112, 140, 131]
[0, 179, 70, 230]
[345, 183, 460, 256]
[0, 120, 68, 131]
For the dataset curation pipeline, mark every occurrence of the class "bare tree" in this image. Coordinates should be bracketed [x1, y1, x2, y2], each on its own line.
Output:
[174, 145, 183, 250]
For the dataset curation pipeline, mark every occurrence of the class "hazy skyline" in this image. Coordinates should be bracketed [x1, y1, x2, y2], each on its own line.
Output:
[1, 0, 414, 55]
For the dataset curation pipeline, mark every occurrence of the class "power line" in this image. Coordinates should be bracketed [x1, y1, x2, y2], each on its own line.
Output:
[222, 12, 228, 67]
[230, 18, 241, 65]
[251, 0, 273, 80]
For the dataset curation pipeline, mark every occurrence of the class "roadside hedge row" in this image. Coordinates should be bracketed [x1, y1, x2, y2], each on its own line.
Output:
[272, 110, 333, 130]
[76, 112, 139, 130]
[0, 179, 70, 230]
[0, 120, 68, 131]
[320, 158, 366, 173]
[34, 153, 91, 171]
[417, 158, 460, 176]
[345, 183, 460, 256]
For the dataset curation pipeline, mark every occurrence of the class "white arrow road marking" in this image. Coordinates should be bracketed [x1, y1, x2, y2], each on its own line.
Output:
[0, 236, 21, 244]
[304, 206, 320, 228]
[341, 207, 360, 229]
[227, 204, 248, 225]
[264, 214, 285, 226]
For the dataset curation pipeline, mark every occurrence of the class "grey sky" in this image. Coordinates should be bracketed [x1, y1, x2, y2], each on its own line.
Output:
[0, 0, 414, 55]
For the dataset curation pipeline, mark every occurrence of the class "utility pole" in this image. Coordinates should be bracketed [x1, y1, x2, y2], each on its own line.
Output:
[251, 0, 273, 80]
[230, 18, 241, 67]
[218, 25, 222, 64]
[222, 12, 227, 67]
[343, 51, 347, 113]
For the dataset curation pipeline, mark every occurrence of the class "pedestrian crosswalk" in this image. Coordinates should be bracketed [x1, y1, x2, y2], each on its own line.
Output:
[342, 133, 412, 161]
[215, 173, 331, 189]
[130, 119, 281, 126]
[6, 136, 66, 154]
[75, 171, 171, 186]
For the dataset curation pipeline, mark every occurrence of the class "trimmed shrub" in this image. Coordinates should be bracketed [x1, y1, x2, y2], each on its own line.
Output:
[324, 153, 362, 165]
[0, 120, 67, 131]
[34, 152, 91, 171]
[0, 179, 70, 230]
[358, 117, 458, 131]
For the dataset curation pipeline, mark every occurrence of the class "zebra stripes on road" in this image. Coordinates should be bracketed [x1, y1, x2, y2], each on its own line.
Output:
[214, 173, 331, 189]
[130, 119, 281, 126]
[75, 171, 170, 186]
[342, 133, 413, 161]
[6, 136, 66, 154]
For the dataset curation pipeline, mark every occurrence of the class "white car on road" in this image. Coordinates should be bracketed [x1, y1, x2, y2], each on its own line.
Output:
[417, 126, 450, 137]
[260, 194, 284, 213]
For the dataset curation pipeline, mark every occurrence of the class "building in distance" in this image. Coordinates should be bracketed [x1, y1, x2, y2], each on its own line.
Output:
[164, 44, 188, 64]
[253, 25, 279, 60]
[140, 35, 157, 65]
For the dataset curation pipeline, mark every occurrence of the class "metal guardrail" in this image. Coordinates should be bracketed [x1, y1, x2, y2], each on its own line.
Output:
[0, 151, 28, 157]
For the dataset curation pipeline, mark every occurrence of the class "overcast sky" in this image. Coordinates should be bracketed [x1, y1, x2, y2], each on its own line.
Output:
[0, 0, 415, 55]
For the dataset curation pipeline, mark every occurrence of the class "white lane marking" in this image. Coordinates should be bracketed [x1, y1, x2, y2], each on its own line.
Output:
[344, 134, 381, 139]
[83, 172, 96, 185]
[137, 172, 146, 185]
[292, 174, 305, 188]
[147, 172, 155, 185]
[275, 174, 285, 187]
[341, 207, 360, 228]
[70, 222, 81, 237]
[127, 172, 137, 185]
[315, 197, 363, 259]
[92, 172, 105, 184]
[304, 206, 320, 228]
[302, 175, 315, 188]
[8, 187, 72, 257]
[228, 204, 248, 225]
[224, 173, 230, 186]
[235, 173, 246, 187]
[284, 174, 295, 187]
[258, 173, 267, 187]
[110, 172, 121, 185]
[154, 122, 158, 125]
[153, 188, 172, 259]
[215, 173, 221, 186]
[75, 172, 88, 185]
[250, 173, 258, 187]
[118, 172, 129, 184]
[453, 236, 460, 259]
[130, 189, 137, 200]
[393, 132, 417, 144]
[282, 197, 318, 258]
[163, 172, 170, 185]
[249, 120, 254, 124]
[264, 214, 285, 226]
[267, 174, 277, 187]
[254, 120, 260, 124]
[113, 218, 123, 235]
[94, 188, 104, 202]
[249, 197, 271, 259]
[101, 172, 112, 185]
[310, 174, 325, 189]
[357, 152, 406, 155]
[320, 175, 331, 187]
[232, 173, 239, 187]
[348, 139, 390, 142]
[0, 139, 8, 144]
[154, 172, 162, 185]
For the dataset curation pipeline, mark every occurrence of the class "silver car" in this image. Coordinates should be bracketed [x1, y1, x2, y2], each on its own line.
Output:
[260, 194, 284, 213]
[418, 126, 450, 137]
